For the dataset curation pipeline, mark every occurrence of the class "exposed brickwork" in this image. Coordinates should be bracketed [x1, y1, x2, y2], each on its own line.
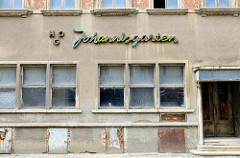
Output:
[132, 0, 149, 9]
[82, 0, 93, 10]
[184, 0, 202, 9]
[26, 0, 46, 10]
[160, 113, 186, 121]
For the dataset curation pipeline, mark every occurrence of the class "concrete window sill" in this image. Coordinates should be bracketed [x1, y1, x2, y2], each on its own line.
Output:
[92, 108, 194, 114]
[0, 109, 83, 114]
[41, 10, 82, 16]
[146, 9, 188, 15]
[195, 8, 240, 17]
[90, 8, 138, 16]
[0, 9, 33, 17]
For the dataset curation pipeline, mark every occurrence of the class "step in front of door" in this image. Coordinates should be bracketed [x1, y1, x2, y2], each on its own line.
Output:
[197, 144, 240, 151]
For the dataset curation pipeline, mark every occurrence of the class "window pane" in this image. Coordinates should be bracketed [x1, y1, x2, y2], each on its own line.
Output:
[51, 0, 62, 9]
[130, 66, 154, 85]
[23, 66, 46, 86]
[22, 88, 46, 108]
[130, 88, 154, 107]
[102, 0, 113, 8]
[160, 66, 183, 85]
[64, 0, 75, 9]
[0, 0, 10, 8]
[100, 66, 124, 85]
[100, 88, 124, 107]
[0, 89, 15, 108]
[116, 0, 126, 8]
[219, 0, 229, 7]
[52, 88, 76, 107]
[52, 66, 76, 85]
[167, 0, 178, 8]
[0, 67, 16, 86]
[199, 70, 240, 80]
[13, 0, 22, 9]
[206, 0, 216, 7]
[160, 88, 184, 107]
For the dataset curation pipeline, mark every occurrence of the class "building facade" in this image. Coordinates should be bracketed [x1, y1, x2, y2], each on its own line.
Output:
[0, 0, 240, 156]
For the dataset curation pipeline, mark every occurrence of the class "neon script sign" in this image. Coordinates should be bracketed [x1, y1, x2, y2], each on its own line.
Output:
[73, 30, 178, 48]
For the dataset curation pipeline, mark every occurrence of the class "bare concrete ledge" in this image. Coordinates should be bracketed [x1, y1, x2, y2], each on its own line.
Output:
[190, 149, 240, 156]
[146, 9, 188, 15]
[0, 9, 33, 17]
[92, 108, 194, 113]
[41, 10, 82, 16]
[195, 8, 240, 17]
[90, 8, 137, 16]
[0, 122, 198, 127]
[0, 109, 82, 113]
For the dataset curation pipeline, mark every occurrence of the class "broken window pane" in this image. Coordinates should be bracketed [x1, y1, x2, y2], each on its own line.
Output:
[52, 88, 76, 107]
[23, 66, 46, 86]
[51, 0, 61, 9]
[116, 0, 126, 8]
[100, 88, 124, 107]
[160, 88, 184, 107]
[0, 0, 10, 8]
[13, 0, 22, 9]
[0, 89, 15, 108]
[130, 88, 154, 107]
[22, 88, 46, 108]
[64, 0, 75, 9]
[130, 66, 154, 85]
[219, 0, 229, 7]
[167, 0, 178, 8]
[0, 67, 16, 86]
[160, 66, 183, 85]
[206, 0, 216, 7]
[102, 0, 113, 8]
[52, 66, 76, 85]
[100, 66, 124, 85]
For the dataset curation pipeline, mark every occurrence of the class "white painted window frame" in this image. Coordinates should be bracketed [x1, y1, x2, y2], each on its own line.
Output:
[47, 0, 79, 9]
[150, 0, 185, 9]
[203, 0, 233, 7]
[0, 0, 26, 9]
[96, 0, 131, 8]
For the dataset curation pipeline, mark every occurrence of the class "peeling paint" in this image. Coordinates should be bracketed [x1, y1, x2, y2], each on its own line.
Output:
[106, 128, 124, 153]
[0, 128, 12, 153]
[48, 128, 68, 154]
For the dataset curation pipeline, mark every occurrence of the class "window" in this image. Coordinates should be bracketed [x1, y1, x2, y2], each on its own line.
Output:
[206, 0, 229, 7]
[51, 0, 75, 9]
[154, 0, 178, 8]
[0, 64, 77, 109]
[0, 0, 22, 9]
[102, 0, 126, 8]
[98, 64, 185, 109]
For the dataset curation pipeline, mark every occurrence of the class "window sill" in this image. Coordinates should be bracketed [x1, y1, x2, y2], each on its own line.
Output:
[92, 108, 194, 114]
[146, 9, 188, 15]
[195, 8, 240, 17]
[0, 109, 82, 113]
[90, 8, 138, 16]
[41, 10, 83, 16]
[0, 9, 33, 17]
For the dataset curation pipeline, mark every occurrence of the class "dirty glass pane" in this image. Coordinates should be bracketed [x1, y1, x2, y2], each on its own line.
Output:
[100, 66, 124, 85]
[219, 0, 229, 7]
[167, 0, 178, 8]
[0, 89, 15, 108]
[116, 0, 126, 8]
[160, 66, 183, 85]
[206, 0, 216, 7]
[102, 0, 113, 8]
[52, 66, 76, 85]
[199, 70, 240, 80]
[64, 0, 75, 9]
[130, 66, 154, 85]
[52, 88, 76, 107]
[130, 88, 154, 107]
[13, 0, 22, 9]
[100, 88, 124, 107]
[0, 67, 16, 86]
[0, 0, 10, 8]
[160, 88, 184, 107]
[23, 66, 46, 86]
[51, 0, 62, 9]
[22, 88, 46, 108]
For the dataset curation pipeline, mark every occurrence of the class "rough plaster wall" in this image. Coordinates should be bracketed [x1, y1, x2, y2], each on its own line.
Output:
[184, 127, 198, 152]
[70, 128, 105, 153]
[126, 128, 158, 153]
[81, 0, 93, 10]
[27, 0, 46, 10]
[132, 0, 149, 9]
[14, 128, 47, 154]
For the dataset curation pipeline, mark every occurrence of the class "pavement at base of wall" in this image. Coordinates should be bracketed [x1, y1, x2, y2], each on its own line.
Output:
[0, 153, 239, 158]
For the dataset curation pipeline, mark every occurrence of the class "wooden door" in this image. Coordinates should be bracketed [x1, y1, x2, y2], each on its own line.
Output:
[203, 82, 234, 137]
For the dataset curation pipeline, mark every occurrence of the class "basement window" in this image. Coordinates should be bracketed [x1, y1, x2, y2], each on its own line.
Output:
[154, 0, 178, 8]
[0, 0, 22, 9]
